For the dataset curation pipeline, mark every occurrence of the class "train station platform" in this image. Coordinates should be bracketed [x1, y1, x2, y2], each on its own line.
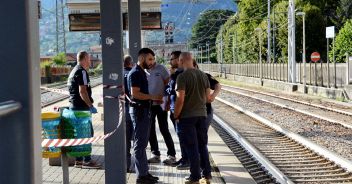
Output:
[42, 86, 255, 184]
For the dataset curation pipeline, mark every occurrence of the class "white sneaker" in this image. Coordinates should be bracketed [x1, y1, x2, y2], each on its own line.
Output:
[163, 155, 176, 165]
[148, 155, 161, 163]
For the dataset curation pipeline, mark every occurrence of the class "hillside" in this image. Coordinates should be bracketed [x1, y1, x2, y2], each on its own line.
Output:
[39, 0, 236, 55]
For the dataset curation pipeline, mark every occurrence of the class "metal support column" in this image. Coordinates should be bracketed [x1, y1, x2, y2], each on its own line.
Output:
[288, 0, 296, 83]
[100, 1, 126, 184]
[0, 1, 41, 184]
[346, 53, 350, 85]
[128, 0, 141, 61]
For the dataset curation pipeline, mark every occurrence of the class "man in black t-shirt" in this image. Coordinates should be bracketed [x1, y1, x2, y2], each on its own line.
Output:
[67, 51, 100, 169]
[193, 60, 222, 129]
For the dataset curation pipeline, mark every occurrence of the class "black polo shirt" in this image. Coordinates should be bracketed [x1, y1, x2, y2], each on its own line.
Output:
[124, 67, 132, 108]
[67, 65, 93, 109]
[206, 73, 219, 113]
[127, 65, 149, 106]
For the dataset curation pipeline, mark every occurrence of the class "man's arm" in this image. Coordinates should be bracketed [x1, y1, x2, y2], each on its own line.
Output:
[79, 85, 93, 107]
[131, 87, 162, 101]
[209, 83, 221, 102]
[174, 89, 185, 119]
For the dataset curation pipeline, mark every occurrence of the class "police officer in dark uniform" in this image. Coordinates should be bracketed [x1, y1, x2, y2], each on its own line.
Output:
[67, 51, 101, 169]
[123, 55, 134, 172]
[127, 48, 162, 183]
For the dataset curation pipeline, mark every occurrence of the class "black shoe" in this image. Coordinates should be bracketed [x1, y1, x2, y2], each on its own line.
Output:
[176, 162, 190, 170]
[136, 175, 158, 184]
[171, 159, 182, 167]
[147, 173, 159, 181]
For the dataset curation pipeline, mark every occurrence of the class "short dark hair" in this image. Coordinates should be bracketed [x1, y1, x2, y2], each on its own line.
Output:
[124, 55, 133, 67]
[171, 51, 181, 58]
[138, 48, 155, 56]
[77, 51, 89, 62]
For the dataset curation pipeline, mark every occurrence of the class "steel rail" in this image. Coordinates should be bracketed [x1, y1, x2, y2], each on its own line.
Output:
[222, 84, 352, 116]
[221, 86, 352, 129]
[216, 96, 352, 173]
[213, 114, 294, 184]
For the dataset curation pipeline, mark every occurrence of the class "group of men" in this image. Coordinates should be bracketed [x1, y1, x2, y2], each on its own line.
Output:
[125, 48, 221, 184]
[66, 49, 221, 184]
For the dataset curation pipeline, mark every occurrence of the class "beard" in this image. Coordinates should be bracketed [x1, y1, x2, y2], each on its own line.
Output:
[142, 61, 150, 69]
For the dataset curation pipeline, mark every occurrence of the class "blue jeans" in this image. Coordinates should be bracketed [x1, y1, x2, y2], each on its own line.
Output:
[170, 112, 188, 163]
[130, 107, 151, 177]
[205, 108, 214, 131]
[149, 105, 176, 157]
[125, 105, 133, 169]
[176, 116, 211, 180]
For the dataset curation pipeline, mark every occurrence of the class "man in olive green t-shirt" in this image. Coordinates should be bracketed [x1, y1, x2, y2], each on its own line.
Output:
[174, 52, 212, 184]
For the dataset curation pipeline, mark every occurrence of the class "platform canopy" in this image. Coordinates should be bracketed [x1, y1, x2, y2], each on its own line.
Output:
[66, 0, 162, 31]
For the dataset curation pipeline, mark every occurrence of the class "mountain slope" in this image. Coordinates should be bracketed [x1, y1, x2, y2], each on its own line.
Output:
[39, 0, 236, 55]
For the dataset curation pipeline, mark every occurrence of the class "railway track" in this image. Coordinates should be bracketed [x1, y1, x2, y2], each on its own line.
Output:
[41, 77, 102, 107]
[212, 98, 352, 184]
[221, 85, 352, 129]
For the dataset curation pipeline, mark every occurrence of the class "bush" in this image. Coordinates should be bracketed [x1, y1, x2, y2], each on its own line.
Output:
[90, 63, 102, 76]
[52, 52, 67, 65]
[156, 56, 166, 64]
[40, 60, 53, 69]
[330, 19, 352, 63]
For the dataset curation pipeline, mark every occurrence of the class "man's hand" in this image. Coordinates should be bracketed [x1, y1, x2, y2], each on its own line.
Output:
[208, 94, 216, 103]
[150, 95, 163, 101]
[90, 106, 98, 114]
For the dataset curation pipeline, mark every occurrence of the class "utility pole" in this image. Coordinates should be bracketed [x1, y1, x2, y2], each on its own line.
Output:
[55, 0, 59, 54]
[273, 10, 276, 64]
[231, 35, 235, 64]
[267, 0, 271, 64]
[288, 0, 296, 83]
[256, 28, 263, 85]
[201, 45, 203, 64]
[206, 41, 210, 63]
[61, 0, 66, 53]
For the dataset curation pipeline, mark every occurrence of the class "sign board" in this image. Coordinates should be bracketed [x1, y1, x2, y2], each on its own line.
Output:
[69, 12, 162, 31]
[311, 52, 320, 62]
[123, 12, 162, 30]
[349, 56, 352, 62]
[326, 26, 335, 38]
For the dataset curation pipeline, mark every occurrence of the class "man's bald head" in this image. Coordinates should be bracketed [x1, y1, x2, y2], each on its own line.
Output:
[179, 52, 194, 69]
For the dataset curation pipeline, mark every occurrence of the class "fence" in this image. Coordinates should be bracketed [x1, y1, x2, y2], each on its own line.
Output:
[199, 61, 350, 88]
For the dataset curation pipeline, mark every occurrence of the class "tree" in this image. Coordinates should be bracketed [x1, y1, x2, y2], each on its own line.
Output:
[333, 0, 352, 30]
[52, 52, 67, 65]
[190, 9, 235, 62]
[330, 19, 352, 63]
[219, 0, 327, 64]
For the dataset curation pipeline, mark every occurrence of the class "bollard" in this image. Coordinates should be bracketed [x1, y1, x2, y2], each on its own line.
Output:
[59, 107, 70, 184]
[61, 148, 69, 184]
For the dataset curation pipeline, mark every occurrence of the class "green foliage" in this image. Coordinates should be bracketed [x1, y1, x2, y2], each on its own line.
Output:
[329, 19, 352, 63]
[332, 0, 352, 30]
[52, 52, 67, 65]
[219, 0, 328, 64]
[156, 56, 166, 64]
[40, 60, 53, 68]
[190, 9, 235, 63]
[90, 63, 103, 76]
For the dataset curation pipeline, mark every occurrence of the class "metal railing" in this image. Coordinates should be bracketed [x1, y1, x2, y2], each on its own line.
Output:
[200, 61, 349, 88]
[0, 100, 22, 118]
